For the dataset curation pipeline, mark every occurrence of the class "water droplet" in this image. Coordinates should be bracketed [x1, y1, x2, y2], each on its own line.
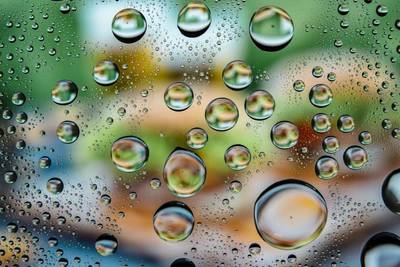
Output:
[395, 19, 400, 30]
[309, 84, 333, 107]
[150, 178, 161, 189]
[312, 66, 324, 78]
[112, 8, 147, 43]
[338, 4, 350, 15]
[12, 92, 26, 106]
[46, 178, 64, 195]
[7, 222, 18, 233]
[48, 237, 59, 247]
[4, 171, 17, 184]
[2, 110, 12, 120]
[327, 72, 337, 81]
[111, 136, 149, 172]
[16, 139, 26, 150]
[93, 60, 120, 86]
[287, 254, 297, 263]
[15, 111, 28, 124]
[271, 121, 299, 149]
[343, 146, 368, 170]
[382, 119, 392, 130]
[315, 156, 339, 179]
[359, 131, 372, 145]
[153, 201, 194, 242]
[392, 128, 400, 139]
[337, 115, 355, 133]
[249, 6, 294, 51]
[222, 60, 252, 90]
[376, 5, 388, 16]
[361, 232, 400, 267]
[164, 82, 194, 111]
[186, 128, 208, 149]
[205, 98, 239, 131]
[163, 148, 206, 198]
[95, 233, 118, 256]
[249, 243, 261, 255]
[129, 192, 137, 200]
[100, 194, 111, 205]
[224, 145, 251, 171]
[60, 3, 70, 14]
[382, 169, 400, 215]
[312, 113, 332, 133]
[39, 156, 51, 169]
[245, 90, 275, 120]
[56, 121, 79, 144]
[254, 179, 327, 249]
[293, 80, 305, 92]
[170, 258, 196, 267]
[52, 80, 78, 105]
[177, 2, 211, 38]
[229, 181, 242, 193]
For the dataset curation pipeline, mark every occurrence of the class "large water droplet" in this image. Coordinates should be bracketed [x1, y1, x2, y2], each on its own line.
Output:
[315, 156, 339, 179]
[4, 171, 17, 184]
[93, 60, 120, 86]
[245, 90, 275, 120]
[163, 148, 206, 198]
[249, 243, 261, 255]
[170, 258, 196, 267]
[293, 80, 305, 92]
[52, 80, 78, 105]
[164, 82, 194, 111]
[46, 178, 64, 195]
[95, 233, 118, 256]
[337, 115, 355, 133]
[229, 181, 242, 193]
[361, 232, 400, 267]
[343, 146, 368, 170]
[254, 179, 327, 249]
[224, 145, 251, 171]
[56, 121, 79, 144]
[249, 6, 294, 51]
[177, 2, 211, 37]
[382, 169, 400, 215]
[359, 131, 372, 145]
[322, 136, 340, 154]
[186, 127, 208, 149]
[271, 121, 299, 149]
[12, 92, 26, 106]
[111, 136, 149, 172]
[311, 113, 331, 133]
[222, 60, 252, 90]
[309, 84, 333, 107]
[205, 98, 239, 131]
[153, 201, 194, 242]
[338, 4, 350, 15]
[376, 5, 388, 16]
[112, 8, 146, 43]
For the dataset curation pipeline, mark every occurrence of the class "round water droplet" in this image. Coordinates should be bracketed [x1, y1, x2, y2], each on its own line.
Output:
[12, 92, 26, 106]
[312, 66, 324, 78]
[293, 80, 305, 92]
[111, 136, 149, 172]
[164, 82, 194, 111]
[249, 243, 261, 255]
[95, 234, 118, 256]
[343, 146, 368, 170]
[7, 222, 18, 233]
[153, 201, 194, 242]
[46, 178, 64, 195]
[315, 156, 339, 179]
[382, 169, 400, 215]
[338, 4, 350, 15]
[163, 148, 206, 198]
[249, 6, 294, 51]
[254, 179, 327, 249]
[376, 5, 388, 16]
[392, 128, 400, 139]
[337, 115, 355, 133]
[312, 113, 331, 133]
[361, 232, 400, 267]
[288, 254, 297, 263]
[150, 178, 161, 189]
[177, 2, 211, 38]
[186, 127, 208, 149]
[327, 72, 337, 81]
[100, 194, 111, 205]
[56, 121, 79, 144]
[359, 131, 372, 145]
[170, 258, 196, 267]
[271, 121, 299, 149]
[382, 119, 392, 130]
[245, 90, 275, 120]
[48, 237, 59, 247]
[60, 3, 70, 14]
[39, 156, 51, 169]
[112, 8, 147, 43]
[15, 112, 27, 124]
[224, 145, 251, 171]
[323, 136, 340, 154]
[52, 80, 78, 105]
[222, 60, 252, 90]
[205, 98, 239, 131]
[309, 84, 333, 107]
[395, 19, 400, 30]
[4, 171, 17, 184]
[93, 60, 120, 86]
[16, 139, 26, 150]
[229, 181, 242, 193]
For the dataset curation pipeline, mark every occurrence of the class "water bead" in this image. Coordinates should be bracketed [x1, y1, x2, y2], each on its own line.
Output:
[271, 121, 299, 149]
[311, 113, 331, 133]
[309, 84, 333, 107]
[293, 80, 305, 92]
[249, 6, 294, 51]
[245, 90, 275, 120]
[337, 115, 355, 133]
[52, 80, 78, 105]
[249, 243, 261, 255]
[170, 258, 196, 267]
[186, 128, 208, 149]
[205, 98, 239, 131]
[39, 156, 51, 169]
[153, 201, 194, 242]
[46, 178, 64, 195]
[361, 232, 400, 267]
[376, 5, 388, 17]
[382, 169, 400, 215]
[315, 156, 339, 179]
[4, 171, 17, 184]
[100, 194, 111, 205]
[12, 92, 26, 106]
[343, 146, 368, 170]
[224, 145, 251, 171]
[95, 234, 118, 256]
[338, 4, 350, 15]
[150, 178, 161, 189]
[254, 179, 327, 249]
[312, 66, 324, 78]
[359, 131, 372, 145]
[222, 60, 252, 90]
[56, 121, 79, 144]
[229, 181, 242, 194]
[177, 2, 211, 38]
[163, 148, 206, 198]
[164, 82, 194, 111]
[111, 136, 149, 172]
[112, 8, 146, 43]
[92, 60, 120, 86]
[323, 136, 340, 154]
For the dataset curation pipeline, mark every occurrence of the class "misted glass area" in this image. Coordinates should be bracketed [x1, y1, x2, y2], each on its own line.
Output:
[0, 0, 399, 266]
